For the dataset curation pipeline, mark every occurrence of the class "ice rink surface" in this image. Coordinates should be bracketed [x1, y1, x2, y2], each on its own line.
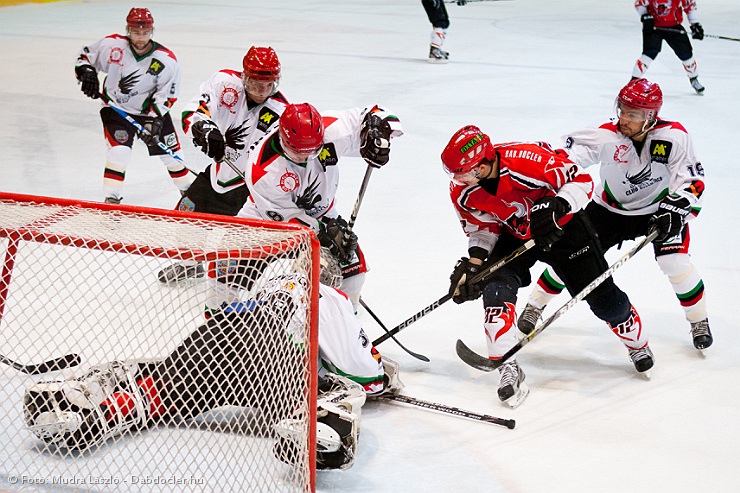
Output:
[1, 0, 739, 491]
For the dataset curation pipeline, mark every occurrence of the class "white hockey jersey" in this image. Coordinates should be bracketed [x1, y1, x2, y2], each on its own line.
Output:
[254, 276, 384, 395]
[181, 69, 289, 194]
[237, 106, 403, 232]
[561, 120, 705, 217]
[76, 34, 180, 117]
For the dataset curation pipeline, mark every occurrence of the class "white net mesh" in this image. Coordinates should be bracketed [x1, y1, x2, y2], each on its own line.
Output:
[0, 193, 318, 493]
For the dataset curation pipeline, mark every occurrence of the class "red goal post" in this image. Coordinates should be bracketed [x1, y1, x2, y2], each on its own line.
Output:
[0, 191, 319, 493]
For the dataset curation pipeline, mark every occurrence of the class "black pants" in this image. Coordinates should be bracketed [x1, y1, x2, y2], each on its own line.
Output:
[100, 107, 180, 155]
[176, 164, 250, 215]
[422, 0, 449, 29]
[483, 211, 631, 325]
[642, 24, 693, 61]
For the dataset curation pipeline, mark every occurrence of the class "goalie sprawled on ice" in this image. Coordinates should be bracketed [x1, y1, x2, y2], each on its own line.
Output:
[23, 248, 402, 470]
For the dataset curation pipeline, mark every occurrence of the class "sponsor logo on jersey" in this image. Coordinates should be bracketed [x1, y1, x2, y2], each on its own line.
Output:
[257, 108, 279, 133]
[317, 143, 338, 170]
[146, 58, 165, 76]
[109, 47, 124, 65]
[220, 87, 239, 113]
[649, 140, 672, 164]
[279, 171, 300, 192]
[613, 144, 630, 163]
[118, 71, 141, 94]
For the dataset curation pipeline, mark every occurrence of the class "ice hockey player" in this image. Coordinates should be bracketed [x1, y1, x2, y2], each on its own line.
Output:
[227, 102, 403, 312]
[518, 78, 711, 352]
[632, 0, 706, 94]
[74, 7, 193, 204]
[442, 126, 654, 408]
[23, 248, 402, 471]
[158, 46, 288, 284]
[422, 0, 451, 63]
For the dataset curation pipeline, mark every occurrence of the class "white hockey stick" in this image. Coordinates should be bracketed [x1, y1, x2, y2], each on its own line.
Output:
[456, 230, 658, 372]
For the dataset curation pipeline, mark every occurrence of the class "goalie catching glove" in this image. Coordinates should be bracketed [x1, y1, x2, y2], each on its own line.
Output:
[191, 120, 225, 161]
[649, 194, 691, 242]
[75, 65, 100, 99]
[318, 215, 358, 264]
[360, 112, 393, 168]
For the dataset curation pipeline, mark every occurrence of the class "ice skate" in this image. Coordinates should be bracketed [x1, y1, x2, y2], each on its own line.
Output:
[518, 303, 544, 336]
[104, 196, 122, 204]
[428, 45, 449, 64]
[689, 77, 705, 94]
[497, 360, 529, 408]
[628, 345, 654, 377]
[157, 261, 205, 284]
[690, 318, 712, 354]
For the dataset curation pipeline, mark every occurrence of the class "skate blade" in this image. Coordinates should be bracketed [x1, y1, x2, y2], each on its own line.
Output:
[504, 382, 530, 409]
[638, 370, 652, 380]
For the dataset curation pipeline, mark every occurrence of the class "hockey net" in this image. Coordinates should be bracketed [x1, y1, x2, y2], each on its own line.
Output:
[0, 192, 319, 493]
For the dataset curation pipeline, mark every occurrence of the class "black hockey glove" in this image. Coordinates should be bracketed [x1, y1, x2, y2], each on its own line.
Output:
[691, 22, 704, 40]
[75, 65, 100, 100]
[640, 14, 654, 32]
[529, 196, 571, 252]
[649, 194, 691, 243]
[191, 120, 225, 161]
[318, 216, 358, 264]
[448, 257, 483, 304]
[140, 115, 164, 147]
[359, 112, 392, 168]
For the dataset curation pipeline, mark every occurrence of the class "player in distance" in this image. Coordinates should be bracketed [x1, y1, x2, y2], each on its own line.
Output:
[443, 126, 653, 408]
[158, 46, 288, 283]
[518, 78, 711, 352]
[23, 248, 402, 471]
[74, 8, 193, 204]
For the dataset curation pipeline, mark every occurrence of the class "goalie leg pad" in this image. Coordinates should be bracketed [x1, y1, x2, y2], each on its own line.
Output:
[23, 361, 152, 450]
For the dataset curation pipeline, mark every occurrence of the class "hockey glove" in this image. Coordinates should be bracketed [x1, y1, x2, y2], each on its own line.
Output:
[649, 194, 691, 243]
[318, 216, 358, 264]
[690, 22, 704, 40]
[191, 120, 225, 161]
[448, 257, 483, 304]
[640, 14, 654, 32]
[140, 115, 164, 147]
[359, 112, 392, 168]
[529, 196, 571, 252]
[75, 65, 100, 100]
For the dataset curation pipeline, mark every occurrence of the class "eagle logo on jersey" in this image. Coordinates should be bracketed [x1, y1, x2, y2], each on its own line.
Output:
[224, 123, 250, 151]
[625, 162, 652, 185]
[649, 140, 672, 165]
[317, 143, 338, 171]
[279, 171, 300, 192]
[118, 71, 141, 94]
[296, 174, 322, 212]
[220, 87, 239, 113]
[257, 108, 279, 133]
[146, 58, 165, 76]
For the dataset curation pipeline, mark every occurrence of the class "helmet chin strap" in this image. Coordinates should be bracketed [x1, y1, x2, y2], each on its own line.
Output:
[635, 119, 657, 140]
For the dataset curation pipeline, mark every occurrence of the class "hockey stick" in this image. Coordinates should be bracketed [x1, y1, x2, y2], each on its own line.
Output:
[105, 101, 198, 176]
[456, 230, 658, 372]
[0, 353, 81, 375]
[360, 298, 430, 362]
[379, 393, 515, 429]
[444, 0, 513, 4]
[653, 26, 739, 41]
[372, 240, 535, 346]
[347, 165, 374, 231]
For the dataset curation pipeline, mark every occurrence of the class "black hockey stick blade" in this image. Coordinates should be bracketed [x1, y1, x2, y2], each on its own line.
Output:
[360, 298, 430, 362]
[0, 353, 81, 375]
[456, 230, 658, 372]
[381, 393, 515, 429]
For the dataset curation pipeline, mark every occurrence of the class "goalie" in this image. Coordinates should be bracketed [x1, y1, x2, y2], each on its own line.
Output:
[23, 248, 402, 470]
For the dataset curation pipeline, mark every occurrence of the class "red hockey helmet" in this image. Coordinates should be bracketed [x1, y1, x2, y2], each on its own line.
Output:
[441, 125, 494, 176]
[279, 103, 324, 155]
[243, 46, 281, 82]
[617, 78, 662, 121]
[126, 8, 154, 29]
